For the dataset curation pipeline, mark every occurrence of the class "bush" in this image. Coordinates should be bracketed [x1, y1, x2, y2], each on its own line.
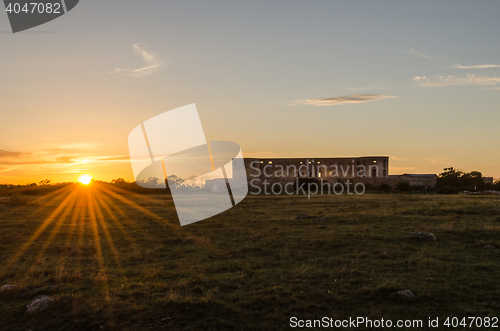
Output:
[396, 181, 412, 192]
[437, 185, 459, 194]
[8, 193, 29, 206]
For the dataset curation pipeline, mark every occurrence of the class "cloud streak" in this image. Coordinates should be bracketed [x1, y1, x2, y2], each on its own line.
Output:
[0, 147, 129, 167]
[0, 150, 30, 158]
[294, 94, 396, 106]
[451, 64, 500, 69]
[111, 44, 163, 78]
[409, 48, 434, 59]
[413, 74, 500, 87]
[381, 47, 443, 59]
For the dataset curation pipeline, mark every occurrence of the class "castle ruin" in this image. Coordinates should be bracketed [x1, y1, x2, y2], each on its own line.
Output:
[243, 156, 437, 191]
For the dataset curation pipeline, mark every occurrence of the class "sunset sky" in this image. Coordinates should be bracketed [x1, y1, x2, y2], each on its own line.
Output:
[1, 1, 499, 184]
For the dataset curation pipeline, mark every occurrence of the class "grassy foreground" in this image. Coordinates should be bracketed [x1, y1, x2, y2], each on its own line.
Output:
[1, 184, 500, 330]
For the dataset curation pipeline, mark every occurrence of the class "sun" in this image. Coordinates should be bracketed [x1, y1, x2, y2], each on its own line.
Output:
[78, 175, 93, 185]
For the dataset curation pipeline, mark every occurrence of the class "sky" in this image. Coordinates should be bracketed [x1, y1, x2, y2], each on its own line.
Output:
[0, 1, 499, 184]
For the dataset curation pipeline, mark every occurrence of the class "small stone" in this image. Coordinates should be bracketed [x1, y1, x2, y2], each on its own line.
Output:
[390, 290, 416, 299]
[25, 295, 52, 314]
[319, 217, 328, 221]
[484, 244, 496, 249]
[0, 284, 23, 299]
[0, 284, 18, 293]
[296, 214, 310, 219]
[407, 232, 436, 241]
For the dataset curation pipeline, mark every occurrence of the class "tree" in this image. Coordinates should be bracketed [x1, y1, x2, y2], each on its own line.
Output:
[111, 178, 127, 185]
[437, 167, 485, 193]
[38, 179, 51, 186]
[461, 171, 484, 191]
[437, 168, 462, 189]
[493, 180, 500, 191]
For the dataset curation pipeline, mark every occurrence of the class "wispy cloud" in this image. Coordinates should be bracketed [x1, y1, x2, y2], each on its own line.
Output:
[409, 48, 435, 59]
[294, 94, 396, 106]
[390, 156, 408, 161]
[390, 166, 415, 173]
[426, 156, 452, 165]
[0, 147, 129, 168]
[110, 44, 163, 78]
[451, 64, 500, 69]
[0, 150, 29, 158]
[381, 47, 443, 59]
[413, 74, 500, 87]
[0, 145, 133, 183]
[0, 150, 39, 166]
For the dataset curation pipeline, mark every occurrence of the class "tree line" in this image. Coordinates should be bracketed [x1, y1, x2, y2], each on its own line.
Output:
[437, 167, 499, 194]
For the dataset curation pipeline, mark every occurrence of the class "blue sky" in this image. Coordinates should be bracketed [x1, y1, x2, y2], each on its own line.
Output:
[0, 1, 499, 183]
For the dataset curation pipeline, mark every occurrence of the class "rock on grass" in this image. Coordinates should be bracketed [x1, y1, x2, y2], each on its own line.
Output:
[25, 295, 52, 315]
[406, 232, 436, 241]
[0, 285, 18, 293]
[390, 290, 416, 299]
[0, 284, 23, 299]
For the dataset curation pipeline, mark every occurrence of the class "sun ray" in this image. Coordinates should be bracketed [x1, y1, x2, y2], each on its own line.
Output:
[32, 183, 75, 205]
[86, 187, 109, 298]
[91, 191, 125, 276]
[95, 183, 225, 254]
[30, 191, 79, 272]
[0, 187, 80, 278]
[104, 183, 169, 205]
[95, 190, 140, 250]
[95, 183, 179, 230]
[64, 190, 86, 250]
[14, 184, 77, 228]
[75, 189, 90, 276]
[95, 186, 156, 244]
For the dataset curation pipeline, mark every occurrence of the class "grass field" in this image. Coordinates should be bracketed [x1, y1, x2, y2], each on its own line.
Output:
[1, 183, 500, 330]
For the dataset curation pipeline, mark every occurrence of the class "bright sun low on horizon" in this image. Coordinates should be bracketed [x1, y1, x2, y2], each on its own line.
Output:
[78, 175, 93, 185]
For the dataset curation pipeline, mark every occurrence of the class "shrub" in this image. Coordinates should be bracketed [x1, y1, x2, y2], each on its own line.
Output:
[8, 193, 29, 206]
[437, 185, 459, 194]
[396, 181, 412, 192]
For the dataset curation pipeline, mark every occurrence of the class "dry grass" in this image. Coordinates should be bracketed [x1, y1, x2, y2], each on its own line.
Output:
[1, 185, 500, 330]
